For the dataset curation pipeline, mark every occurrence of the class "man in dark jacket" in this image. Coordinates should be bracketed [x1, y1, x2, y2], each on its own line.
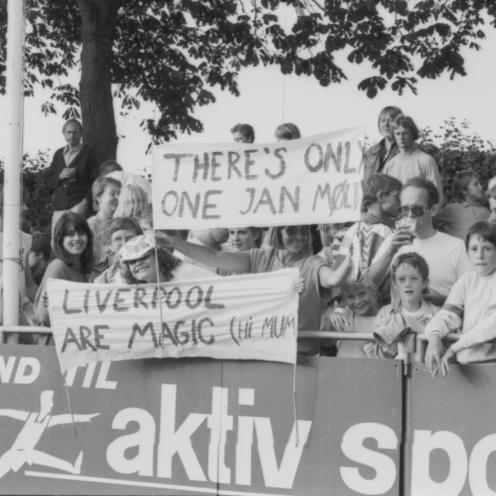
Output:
[47, 119, 98, 236]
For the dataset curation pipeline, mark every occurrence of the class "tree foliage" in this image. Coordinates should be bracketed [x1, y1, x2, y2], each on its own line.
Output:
[420, 118, 496, 203]
[0, 0, 495, 153]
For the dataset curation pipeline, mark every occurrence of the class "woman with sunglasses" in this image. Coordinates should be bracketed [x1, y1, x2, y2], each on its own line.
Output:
[157, 225, 353, 354]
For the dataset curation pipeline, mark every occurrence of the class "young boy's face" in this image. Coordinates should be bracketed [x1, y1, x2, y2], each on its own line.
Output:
[467, 234, 496, 276]
[344, 287, 378, 316]
[99, 184, 121, 215]
[109, 229, 138, 255]
[394, 263, 427, 308]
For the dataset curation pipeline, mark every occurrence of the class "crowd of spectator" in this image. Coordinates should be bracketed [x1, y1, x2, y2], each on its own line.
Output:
[5, 109, 496, 379]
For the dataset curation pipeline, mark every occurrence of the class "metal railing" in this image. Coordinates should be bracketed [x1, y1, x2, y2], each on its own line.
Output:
[0, 326, 460, 364]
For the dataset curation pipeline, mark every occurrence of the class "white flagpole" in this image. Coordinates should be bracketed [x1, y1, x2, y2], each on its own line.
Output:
[3, 0, 25, 332]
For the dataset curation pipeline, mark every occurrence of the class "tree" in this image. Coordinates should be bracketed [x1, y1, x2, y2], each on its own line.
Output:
[0, 0, 495, 164]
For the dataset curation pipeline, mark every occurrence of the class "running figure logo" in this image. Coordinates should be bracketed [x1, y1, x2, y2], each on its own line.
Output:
[0, 390, 99, 478]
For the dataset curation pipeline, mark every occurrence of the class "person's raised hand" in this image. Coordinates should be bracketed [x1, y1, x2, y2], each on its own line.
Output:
[323, 312, 347, 332]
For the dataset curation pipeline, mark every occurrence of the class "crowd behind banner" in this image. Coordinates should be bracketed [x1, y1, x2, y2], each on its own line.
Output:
[4, 108, 496, 378]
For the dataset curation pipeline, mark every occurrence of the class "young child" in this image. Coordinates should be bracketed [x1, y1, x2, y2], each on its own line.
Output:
[374, 252, 439, 358]
[425, 222, 496, 377]
[93, 216, 142, 284]
[436, 170, 489, 239]
[321, 277, 380, 358]
[86, 176, 121, 277]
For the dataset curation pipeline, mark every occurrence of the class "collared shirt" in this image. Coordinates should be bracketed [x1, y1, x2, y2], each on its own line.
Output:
[63, 143, 83, 166]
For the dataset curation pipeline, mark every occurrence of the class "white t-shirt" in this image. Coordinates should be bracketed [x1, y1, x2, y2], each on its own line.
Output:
[425, 270, 496, 363]
[383, 146, 444, 204]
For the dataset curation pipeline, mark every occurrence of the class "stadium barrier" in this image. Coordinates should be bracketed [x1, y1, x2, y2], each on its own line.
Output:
[1, 329, 492, 496]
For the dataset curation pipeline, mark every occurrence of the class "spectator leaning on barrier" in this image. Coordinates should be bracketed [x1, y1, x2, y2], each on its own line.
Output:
[46, 119, 98, 237]
[436, 170, 489, 240]
[383, 115, 444, 206]
[156, 225, 354, 355]
[373, 252, 438, 359]
[366, 178, 471, 307]
[362, 105, 402, 182]
[231, 123, 255, 143]
[425, 222, 496, 377]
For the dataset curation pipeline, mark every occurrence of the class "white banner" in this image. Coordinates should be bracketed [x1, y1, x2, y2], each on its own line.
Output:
[152, 128, 364, 229]
[47, 269, 298, 371]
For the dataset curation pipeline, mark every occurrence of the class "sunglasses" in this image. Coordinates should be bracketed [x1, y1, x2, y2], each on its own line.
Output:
[282, 226, 310, 237]
[400, 205, 428, 217]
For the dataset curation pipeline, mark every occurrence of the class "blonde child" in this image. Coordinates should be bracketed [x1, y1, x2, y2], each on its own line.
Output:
[322, 277, 379, 358]
[86, 176, 121, 277]
[374, 252, 438, 358]
[113, 183, 149, 220]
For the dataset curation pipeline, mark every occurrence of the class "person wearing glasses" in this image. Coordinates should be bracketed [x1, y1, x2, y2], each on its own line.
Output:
[156, 225, 353, 354]
[366, 178, 470, 306]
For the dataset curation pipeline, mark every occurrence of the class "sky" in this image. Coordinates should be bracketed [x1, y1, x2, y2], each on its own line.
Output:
[3, 22, 496, 176]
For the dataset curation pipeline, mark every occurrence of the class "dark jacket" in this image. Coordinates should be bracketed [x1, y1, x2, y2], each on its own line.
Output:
[46, 145, 98, 210]
[362, 139, 399, 183]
